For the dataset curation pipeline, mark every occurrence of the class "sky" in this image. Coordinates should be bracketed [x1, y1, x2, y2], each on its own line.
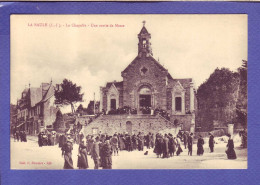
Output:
[11, 14, 247, 108]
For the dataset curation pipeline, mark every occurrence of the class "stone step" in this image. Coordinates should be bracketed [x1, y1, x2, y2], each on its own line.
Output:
[82, 114, 177, 136]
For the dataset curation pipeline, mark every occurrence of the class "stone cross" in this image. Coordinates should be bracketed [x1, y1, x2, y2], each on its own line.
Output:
[142, 20, 146, 27]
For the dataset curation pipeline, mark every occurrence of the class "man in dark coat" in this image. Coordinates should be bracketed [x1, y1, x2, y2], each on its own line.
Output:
[168, 134, 176, 157]
[187, 133, 193, 156]
[183, 132, 188, 149]
[38, 132, 43, 147]
[91, 137, 100, 169]
[126, 134, 133, 152]
[102, 139, 113, 169]
[209, 133, 215, 153]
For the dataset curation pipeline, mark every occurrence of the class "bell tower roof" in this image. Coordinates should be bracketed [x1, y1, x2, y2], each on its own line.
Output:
[139, 27, 149, 34]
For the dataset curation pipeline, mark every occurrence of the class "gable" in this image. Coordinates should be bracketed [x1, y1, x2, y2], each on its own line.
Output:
[107, 83, 119, 96]
[169, 78, 192, 90]
[121, 56, 173, 80]
[172, 81, 185, 92]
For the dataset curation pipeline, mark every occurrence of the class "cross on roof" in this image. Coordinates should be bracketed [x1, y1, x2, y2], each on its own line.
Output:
[142, 20, 146, 27]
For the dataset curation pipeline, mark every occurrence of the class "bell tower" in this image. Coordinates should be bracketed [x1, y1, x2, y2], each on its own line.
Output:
[138, 21, 153, 57]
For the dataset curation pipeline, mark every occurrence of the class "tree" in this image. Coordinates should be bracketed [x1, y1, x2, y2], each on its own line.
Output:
[54, 79, 84, 113]
[236, 60, 247, 127]
[197, 68, 240, 131]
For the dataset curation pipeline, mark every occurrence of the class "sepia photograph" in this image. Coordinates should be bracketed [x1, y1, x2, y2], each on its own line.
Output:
[10, 14, 247, 170]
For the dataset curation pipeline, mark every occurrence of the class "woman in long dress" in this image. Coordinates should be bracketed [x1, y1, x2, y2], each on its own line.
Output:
[62, 138, 74, 169]
[197, 135, 204, 156]
[77, 141, 89, 169]
[154, 134, 163, 158]
[168, 134, 176, 157]
[118, 134, 126, 151]
[226, 134, 237, 159]
[176, 136, 183, 156]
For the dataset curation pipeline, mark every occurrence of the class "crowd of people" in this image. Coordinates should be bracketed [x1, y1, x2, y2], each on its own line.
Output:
[105, 106, 138, 115]
[13, 125, 239, 169]
[104, 106, 171, 121]
[43, 130, 238, 170]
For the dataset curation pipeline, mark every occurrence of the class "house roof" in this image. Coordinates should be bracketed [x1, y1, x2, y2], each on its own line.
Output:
[105, 81, 123, 89]
[30, 87, 43, 107]
[169, 78, 192, 89]
[29, 83, 55, 107]
[41, 84, 55, 102]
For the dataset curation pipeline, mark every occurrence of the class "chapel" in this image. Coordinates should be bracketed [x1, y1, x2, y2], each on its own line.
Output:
[99, 22, 197, 132]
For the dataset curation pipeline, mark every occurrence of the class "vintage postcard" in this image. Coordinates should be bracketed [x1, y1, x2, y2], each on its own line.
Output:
[10, 14, 247, 170]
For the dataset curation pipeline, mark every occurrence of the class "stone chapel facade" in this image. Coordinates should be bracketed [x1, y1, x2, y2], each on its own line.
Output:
[99, 23, 197, 131]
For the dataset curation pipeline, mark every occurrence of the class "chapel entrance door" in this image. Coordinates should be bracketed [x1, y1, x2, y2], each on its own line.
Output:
[139, 95, 151, 108]
[110, 99, 116, 110]
[126, 121, 132, 135]
[138, 86, 152, 114]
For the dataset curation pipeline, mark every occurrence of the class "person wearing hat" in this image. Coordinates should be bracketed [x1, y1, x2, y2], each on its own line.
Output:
[62, 138, 74, 169]
[38, 132, 43, 147]
[209, 133, 215, 153]
[187, 133, 193, 156]
[225, 134, 237, 159]
[110, 134, 119, 156]
[183, 132, 188, 149]
[91, 136, 100, 169]
[154, 133, 163, 158]
[197, 135, 204, 156]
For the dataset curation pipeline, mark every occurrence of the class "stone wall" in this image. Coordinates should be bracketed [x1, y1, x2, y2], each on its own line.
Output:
[170, 114, 193, 131]
[82, 114, 177, 136]
[122, 56, 168, 110]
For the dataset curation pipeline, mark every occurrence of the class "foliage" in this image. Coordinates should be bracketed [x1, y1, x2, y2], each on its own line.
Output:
[236, 60, 247, 126]
[197, 63, 247, 131]
[86, 101, 100, 115]
[54, 79, 84, 113]
[53, 109, 64, 131]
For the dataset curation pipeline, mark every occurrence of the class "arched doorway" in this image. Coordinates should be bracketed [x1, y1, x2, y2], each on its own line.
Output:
[139, 86, 152, 108]
[126, 121, 132, 134]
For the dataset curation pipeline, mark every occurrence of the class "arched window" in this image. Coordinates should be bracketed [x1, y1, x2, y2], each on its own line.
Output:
[139, 86, 151, 95]
[142, 39, 147, 48]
